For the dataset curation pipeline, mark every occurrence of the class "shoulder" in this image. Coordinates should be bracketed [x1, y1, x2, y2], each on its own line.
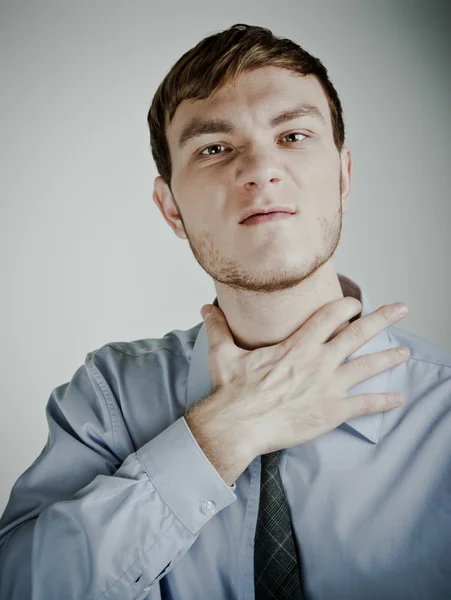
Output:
[86, 321, 203, 366]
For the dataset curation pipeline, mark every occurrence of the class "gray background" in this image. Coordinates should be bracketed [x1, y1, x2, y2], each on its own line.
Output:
[0, 0, 449, 513]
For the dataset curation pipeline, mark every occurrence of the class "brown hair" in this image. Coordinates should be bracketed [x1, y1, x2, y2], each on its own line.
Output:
[147, 23, 345, 192]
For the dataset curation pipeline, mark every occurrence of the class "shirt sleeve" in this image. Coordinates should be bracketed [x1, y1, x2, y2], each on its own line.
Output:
[0, 355, 237, 600]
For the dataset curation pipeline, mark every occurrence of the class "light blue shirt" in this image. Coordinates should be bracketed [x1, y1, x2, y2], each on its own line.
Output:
[1, 273, 450, 600]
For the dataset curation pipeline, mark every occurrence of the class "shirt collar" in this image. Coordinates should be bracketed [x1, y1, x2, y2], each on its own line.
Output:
[186, 273, 397, 445]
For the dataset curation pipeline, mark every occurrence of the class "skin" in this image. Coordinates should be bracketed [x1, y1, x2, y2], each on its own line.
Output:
[153, 65, 354, 351]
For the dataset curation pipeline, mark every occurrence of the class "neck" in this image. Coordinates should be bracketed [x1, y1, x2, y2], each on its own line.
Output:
[213, 259, 351, 351]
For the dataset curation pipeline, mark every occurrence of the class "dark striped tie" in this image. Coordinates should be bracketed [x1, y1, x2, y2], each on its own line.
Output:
[254, 450, 305, 599]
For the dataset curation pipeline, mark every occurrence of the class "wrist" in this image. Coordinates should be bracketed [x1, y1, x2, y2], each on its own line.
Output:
[185, 391, 253, 487]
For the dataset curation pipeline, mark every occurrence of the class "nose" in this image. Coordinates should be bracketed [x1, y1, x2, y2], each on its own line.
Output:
[236, 149, 284, 191]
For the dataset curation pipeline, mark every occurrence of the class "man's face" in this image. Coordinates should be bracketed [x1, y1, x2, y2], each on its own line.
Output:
[155, 66, 351, 293]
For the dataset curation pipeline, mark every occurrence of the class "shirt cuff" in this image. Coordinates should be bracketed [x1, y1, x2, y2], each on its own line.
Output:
[137, 416, 237, 535]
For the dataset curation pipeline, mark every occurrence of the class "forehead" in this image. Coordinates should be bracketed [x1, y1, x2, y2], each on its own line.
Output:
[166, 66, 331, 148]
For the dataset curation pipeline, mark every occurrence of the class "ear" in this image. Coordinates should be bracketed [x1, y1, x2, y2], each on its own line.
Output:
[340, 147, 352, 214]
[153, 176, 187, 240]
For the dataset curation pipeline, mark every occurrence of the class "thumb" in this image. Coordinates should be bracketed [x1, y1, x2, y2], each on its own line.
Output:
[200, 304, 235, 347]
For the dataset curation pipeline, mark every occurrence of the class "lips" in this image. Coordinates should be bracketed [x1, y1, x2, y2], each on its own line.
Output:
[239, 206, 295, 224]
[241, 211, 295, 226]
[243, 211, 279, 222]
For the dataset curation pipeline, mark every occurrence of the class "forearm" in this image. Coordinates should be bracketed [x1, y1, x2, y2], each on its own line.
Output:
[0, 451, 188, 600]
[0, 416, 238, 600]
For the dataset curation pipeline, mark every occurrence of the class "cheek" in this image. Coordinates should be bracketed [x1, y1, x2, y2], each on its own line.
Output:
[301, 155, 341, 199]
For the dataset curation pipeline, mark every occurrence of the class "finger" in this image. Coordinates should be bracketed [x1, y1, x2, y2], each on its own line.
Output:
[327, 302, 408, 360]
[337, 346, 410, 390]
[285, 296, 363, 348]
[341, 391, 404, 421]
[201, 304, 235, 349]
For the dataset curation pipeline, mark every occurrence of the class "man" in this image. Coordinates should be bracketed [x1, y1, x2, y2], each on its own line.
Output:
[1, 23, 450, 600]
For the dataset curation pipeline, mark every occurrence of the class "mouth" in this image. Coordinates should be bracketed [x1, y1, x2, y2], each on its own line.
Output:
[240, 211, 296, 226]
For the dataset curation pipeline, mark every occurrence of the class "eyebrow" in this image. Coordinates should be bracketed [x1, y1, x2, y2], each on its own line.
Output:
[177, 102, 326, 150]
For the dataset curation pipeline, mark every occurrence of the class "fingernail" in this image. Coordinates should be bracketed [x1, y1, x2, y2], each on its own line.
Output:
[201, 306, 213, 320]
[393, 302, 408, 315]
[391, 393, 404, 405]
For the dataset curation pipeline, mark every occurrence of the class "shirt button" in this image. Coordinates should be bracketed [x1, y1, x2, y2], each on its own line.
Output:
[143, 584, 152, 591]
[200, 499, 216, 516]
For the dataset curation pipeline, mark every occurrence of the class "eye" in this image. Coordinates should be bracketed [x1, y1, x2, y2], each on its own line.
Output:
[199, 143, 228, 156]
[281, 132, 307, 143]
